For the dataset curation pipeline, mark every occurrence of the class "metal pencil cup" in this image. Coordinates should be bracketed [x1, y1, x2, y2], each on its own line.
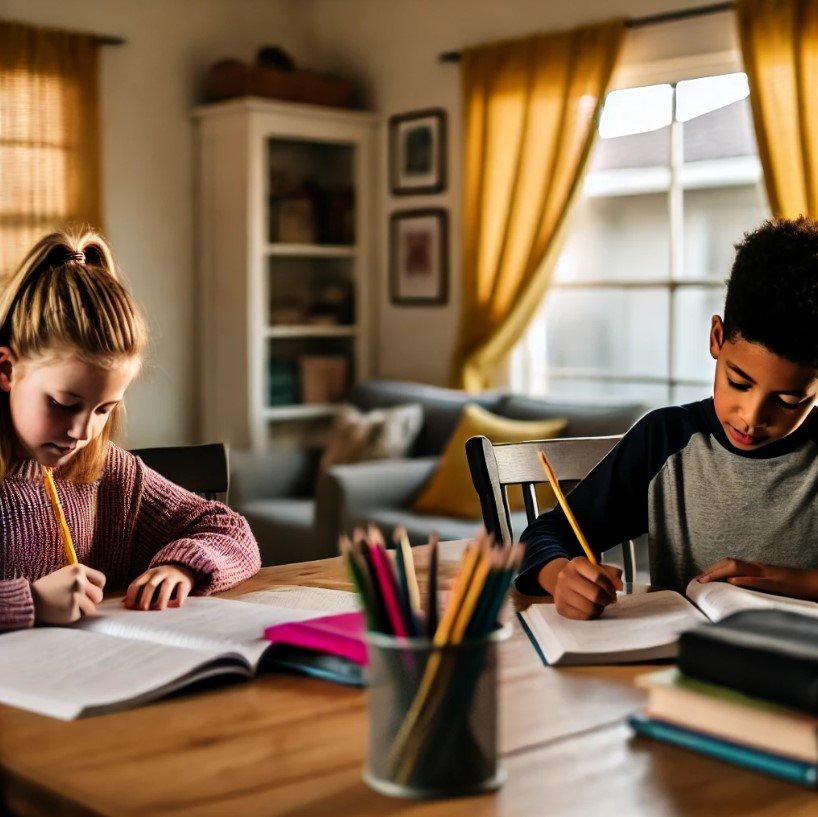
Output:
[362, 624, 511, 799]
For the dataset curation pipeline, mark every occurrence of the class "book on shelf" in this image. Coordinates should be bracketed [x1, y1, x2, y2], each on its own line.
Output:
[636, 667, 818, 764]
[678, 608, 818, 714]
[518, 577, 818, 666]
[628, 713, 818, 788]
[0, 588, 365, 721]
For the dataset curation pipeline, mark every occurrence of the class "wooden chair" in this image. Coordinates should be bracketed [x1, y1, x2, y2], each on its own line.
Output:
[465, 434, 636, 583]
[130, 443, 229, 503]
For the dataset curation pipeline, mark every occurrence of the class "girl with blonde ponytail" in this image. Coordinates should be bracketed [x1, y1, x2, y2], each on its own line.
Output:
[0, 230, 259, 631]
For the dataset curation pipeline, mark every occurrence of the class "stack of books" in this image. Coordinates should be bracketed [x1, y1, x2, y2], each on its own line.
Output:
[630, 608, 818, 787]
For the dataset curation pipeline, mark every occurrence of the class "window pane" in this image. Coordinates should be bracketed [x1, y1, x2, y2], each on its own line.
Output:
[545, 289, 669, 378]
[592, 84, 672, 171]
[679, 74, 757, 163]
[546, 377, 669, 406]
[672, 383, 712, 405]
[682, 185, 768, 278]
[672, 286, 724, 381]
[600, 84, 673, 137]
[555, 194, 670, 282]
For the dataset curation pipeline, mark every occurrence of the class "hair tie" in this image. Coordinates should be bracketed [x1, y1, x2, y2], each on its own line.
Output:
[66, 250, 85, 264]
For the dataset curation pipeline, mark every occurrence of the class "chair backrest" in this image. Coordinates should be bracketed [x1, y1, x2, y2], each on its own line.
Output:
[466, 433, 636, 582]
[466, 435, 621, 545]
[130, 443, 229, 503]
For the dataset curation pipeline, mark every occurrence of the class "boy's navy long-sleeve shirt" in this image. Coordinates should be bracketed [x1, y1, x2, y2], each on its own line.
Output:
[516, 398, 818, 595]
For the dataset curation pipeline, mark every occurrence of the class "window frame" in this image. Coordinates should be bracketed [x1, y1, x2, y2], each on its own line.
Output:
[518, 49, 770, 403]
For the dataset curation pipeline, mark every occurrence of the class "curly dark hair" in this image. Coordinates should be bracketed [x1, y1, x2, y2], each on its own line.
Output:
[723, 216, 818, 369]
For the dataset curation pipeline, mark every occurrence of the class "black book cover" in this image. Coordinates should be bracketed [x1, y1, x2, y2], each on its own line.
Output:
[677, 610, 818, 714]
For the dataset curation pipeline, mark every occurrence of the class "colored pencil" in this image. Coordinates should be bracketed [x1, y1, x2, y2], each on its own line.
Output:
[426, 536, 439, 637]
[537, 450, 597, 565]
[395, 527, 421, 614]
[393, 542, 419, 636]
[339, 536, 379, 631]
[369, 542, 408, 638]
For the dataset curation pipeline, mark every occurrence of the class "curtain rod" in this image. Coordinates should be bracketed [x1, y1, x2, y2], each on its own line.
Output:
[438, 1, 734, 62]
[0, 19, 125, 46]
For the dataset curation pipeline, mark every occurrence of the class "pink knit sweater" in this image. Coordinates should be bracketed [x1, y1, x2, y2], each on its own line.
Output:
[0, 443, 261, 631]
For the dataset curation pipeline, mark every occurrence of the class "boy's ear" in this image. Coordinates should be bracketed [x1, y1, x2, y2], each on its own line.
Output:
[0, 346, 16, 393]
[709, 316, 724, 361]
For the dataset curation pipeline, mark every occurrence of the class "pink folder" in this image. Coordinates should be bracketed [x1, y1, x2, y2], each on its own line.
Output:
[264, 611, 367, 666]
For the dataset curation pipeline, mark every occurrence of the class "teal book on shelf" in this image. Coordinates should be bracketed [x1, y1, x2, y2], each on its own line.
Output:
[629, 713, 818, 788]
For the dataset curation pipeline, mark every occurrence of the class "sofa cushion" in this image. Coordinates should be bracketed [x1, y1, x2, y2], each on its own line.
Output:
[411, 404, 567, 519]
[318, 403, 424, 475]
[347, 379, 505, 456]
[497, 395, 647, 437]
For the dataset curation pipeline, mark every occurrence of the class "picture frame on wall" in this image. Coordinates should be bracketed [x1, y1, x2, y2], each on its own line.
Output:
[388, 108, 447, 195]
[390, 208, 449, 306]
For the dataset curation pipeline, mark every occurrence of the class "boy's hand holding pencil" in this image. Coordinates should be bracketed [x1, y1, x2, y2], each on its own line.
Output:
[536, 450, 622, 620]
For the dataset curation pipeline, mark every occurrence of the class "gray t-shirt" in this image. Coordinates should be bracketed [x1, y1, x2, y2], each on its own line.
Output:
[517, 398, 818, 594]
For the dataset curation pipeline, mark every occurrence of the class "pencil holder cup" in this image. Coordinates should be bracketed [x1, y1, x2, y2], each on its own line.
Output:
[362, 623, 512, 799]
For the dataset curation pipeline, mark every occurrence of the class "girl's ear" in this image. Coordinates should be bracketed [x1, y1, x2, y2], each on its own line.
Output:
[0, 347, 16, 393]
[709, 316, 724, 361]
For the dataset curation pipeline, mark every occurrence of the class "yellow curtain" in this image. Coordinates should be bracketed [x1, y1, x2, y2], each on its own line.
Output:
[0, 21, 101, 281]
[452, 21, 625, 391]
[737, 0, 818, 217]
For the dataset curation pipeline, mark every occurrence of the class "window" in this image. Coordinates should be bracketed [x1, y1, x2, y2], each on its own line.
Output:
[0, 23, 101, 280]
[511, 71, 770, 406]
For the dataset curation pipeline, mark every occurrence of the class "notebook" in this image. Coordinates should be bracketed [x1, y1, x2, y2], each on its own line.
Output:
[629, 713, 818, 788]
[0, 592, 365, 720]
[637, 667, 818, 763]
[518, 578, 818, 666]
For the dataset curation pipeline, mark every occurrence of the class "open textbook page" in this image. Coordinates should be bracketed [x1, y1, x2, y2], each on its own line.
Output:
[685, 578, 818, 622]
[0, 594, 337, 720]
[520, 580, 818, 667]
[518, 591, 706, 666]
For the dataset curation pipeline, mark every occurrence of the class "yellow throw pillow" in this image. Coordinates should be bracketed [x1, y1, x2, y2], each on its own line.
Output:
[412, 403, 568, 519]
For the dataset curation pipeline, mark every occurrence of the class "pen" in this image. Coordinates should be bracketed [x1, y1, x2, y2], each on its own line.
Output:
[42, 466, 78, 565]
[537, 450, 597, 565]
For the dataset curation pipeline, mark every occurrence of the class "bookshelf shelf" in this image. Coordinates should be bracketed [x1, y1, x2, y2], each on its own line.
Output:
[264, 243, 357, 258]
[194, 98, 376, 449]
[265, 325, 359, 338]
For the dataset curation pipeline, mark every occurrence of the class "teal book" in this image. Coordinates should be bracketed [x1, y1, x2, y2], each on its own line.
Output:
[629, 713, 818, 788]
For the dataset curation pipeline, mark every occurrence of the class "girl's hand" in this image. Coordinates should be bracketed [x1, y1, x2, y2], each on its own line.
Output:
[696, 558, 818, 601]
[124, 565, 195, 611]
[541, 556, 623, 620]
[31, 564, 106, 625]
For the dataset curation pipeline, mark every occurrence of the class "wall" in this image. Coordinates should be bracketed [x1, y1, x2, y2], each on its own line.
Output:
[0, 0, 742, 445]
[297, 0, 740, 387]
[0, 0, 309, 446]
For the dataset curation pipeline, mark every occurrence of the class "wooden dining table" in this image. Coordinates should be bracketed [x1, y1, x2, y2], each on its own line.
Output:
[0, 541, 815, 817]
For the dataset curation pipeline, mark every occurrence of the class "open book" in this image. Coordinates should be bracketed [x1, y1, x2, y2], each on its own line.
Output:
[0, 589, 364, 720]
[518, 578, 818, 667]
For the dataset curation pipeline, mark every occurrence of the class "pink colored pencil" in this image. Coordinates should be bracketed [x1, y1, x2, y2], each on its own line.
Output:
[369, 542, 408, 638]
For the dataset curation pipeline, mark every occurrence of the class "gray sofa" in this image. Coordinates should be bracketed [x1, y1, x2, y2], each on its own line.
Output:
[229, 380, 648, 565]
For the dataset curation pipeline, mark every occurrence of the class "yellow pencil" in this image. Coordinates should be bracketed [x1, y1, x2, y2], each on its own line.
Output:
[538, 450, 597, 565]
[42, 466, 78, 565]
[395, 543, 493, 781]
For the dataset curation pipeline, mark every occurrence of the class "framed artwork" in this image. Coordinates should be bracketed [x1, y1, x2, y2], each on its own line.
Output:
[389, 208, 449, 306]
[389, 108, 447, 195]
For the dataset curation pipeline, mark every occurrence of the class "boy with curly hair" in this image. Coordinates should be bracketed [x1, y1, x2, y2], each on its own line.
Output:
[517, 217, 818, 619]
